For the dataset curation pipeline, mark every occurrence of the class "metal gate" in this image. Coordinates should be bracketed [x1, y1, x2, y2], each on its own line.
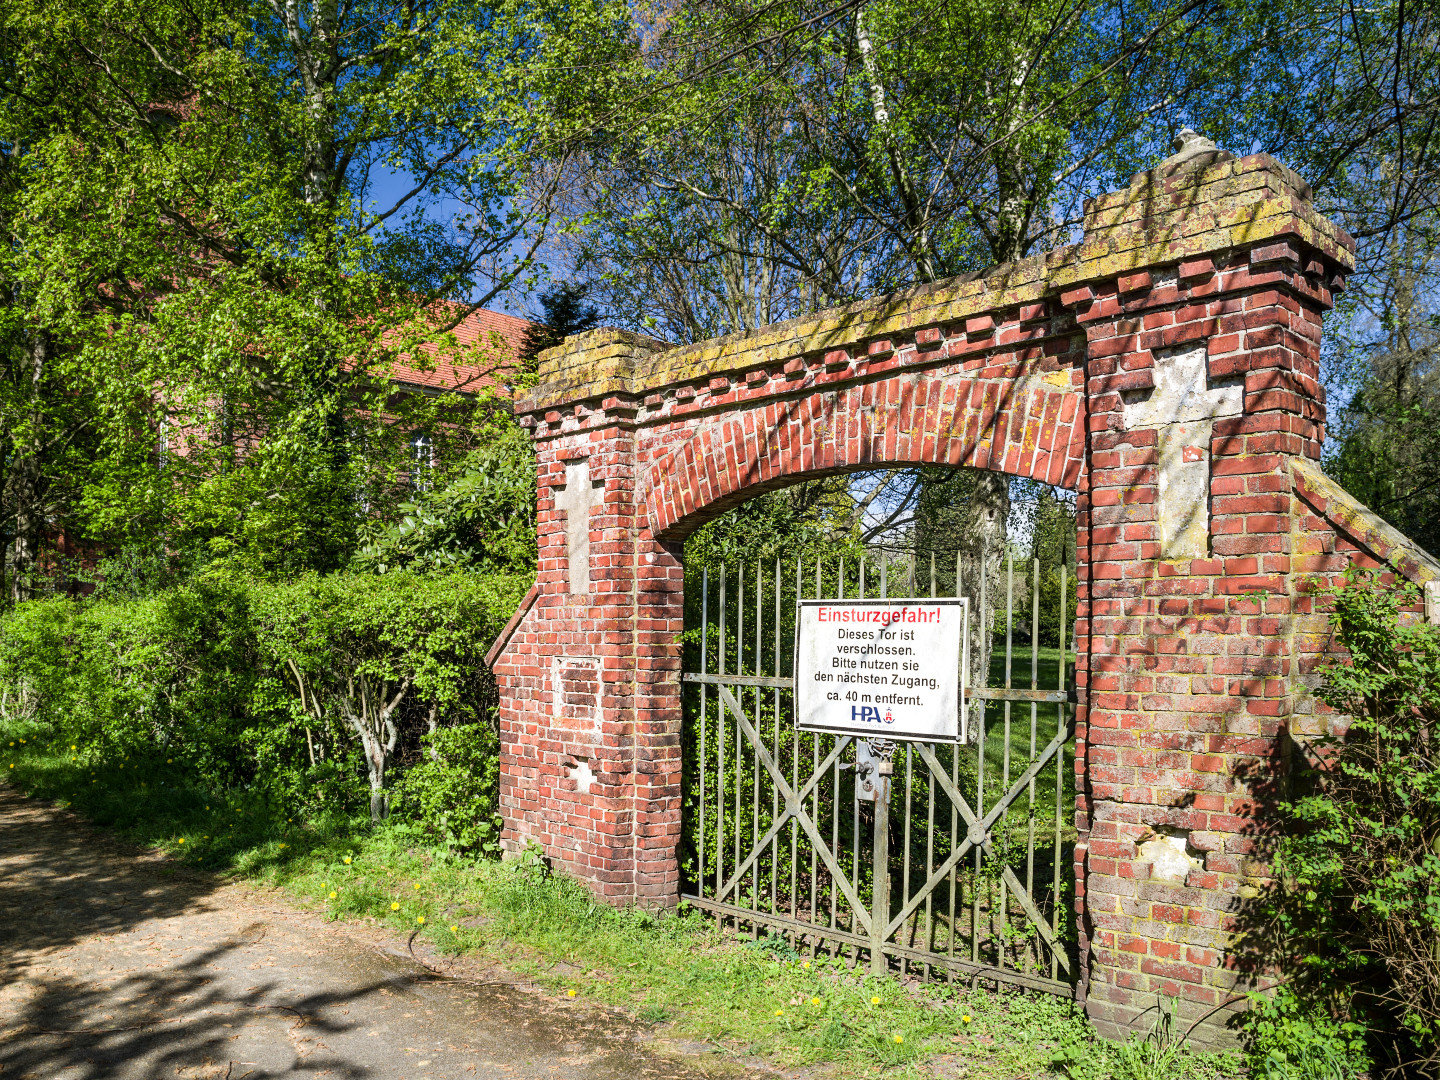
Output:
[681, 554, 1077, 996]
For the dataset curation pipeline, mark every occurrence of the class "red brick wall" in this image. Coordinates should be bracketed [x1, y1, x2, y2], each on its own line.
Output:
[1070, 244, 1337, 1038]
[487, 151, 1440, 1043]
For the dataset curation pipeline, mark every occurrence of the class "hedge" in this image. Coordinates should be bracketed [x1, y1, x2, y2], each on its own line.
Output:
[0, 569, 529, 839]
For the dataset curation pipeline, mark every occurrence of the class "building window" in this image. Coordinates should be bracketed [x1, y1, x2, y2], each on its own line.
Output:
[411, 431, 434, 491]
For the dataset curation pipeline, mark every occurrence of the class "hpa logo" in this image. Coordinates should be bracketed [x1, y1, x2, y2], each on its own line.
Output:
[850, 706, 899, 725]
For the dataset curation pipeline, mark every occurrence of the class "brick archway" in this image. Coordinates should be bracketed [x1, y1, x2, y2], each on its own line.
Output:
[487, 138, 1440, 1041]
[642, 362, 1084, 541]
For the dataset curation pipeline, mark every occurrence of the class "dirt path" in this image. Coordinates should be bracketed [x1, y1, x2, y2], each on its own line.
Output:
[0, 787, 759, 1080]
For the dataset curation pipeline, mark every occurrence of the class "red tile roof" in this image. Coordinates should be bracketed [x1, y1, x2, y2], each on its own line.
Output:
[387, 305, 534, 396]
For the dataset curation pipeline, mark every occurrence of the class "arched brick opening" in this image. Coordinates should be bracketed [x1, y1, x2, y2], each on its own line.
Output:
[642, 364, 1084, 542]
[486, 138, 1440, 1042]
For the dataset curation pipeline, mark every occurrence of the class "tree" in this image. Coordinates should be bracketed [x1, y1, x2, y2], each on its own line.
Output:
[518, 282, 602, 367]
[539, 0, 1279, 695]
[0, 0, 570, 582]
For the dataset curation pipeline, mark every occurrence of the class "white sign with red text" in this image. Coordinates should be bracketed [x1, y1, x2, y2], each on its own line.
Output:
[794, 598, 967, 742]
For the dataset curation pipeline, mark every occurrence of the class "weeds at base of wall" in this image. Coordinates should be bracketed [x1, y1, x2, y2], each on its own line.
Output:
[4, 722, 1248, 1080]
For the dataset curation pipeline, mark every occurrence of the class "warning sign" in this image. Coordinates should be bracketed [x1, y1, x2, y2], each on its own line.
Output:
[794, 598, 966, 742]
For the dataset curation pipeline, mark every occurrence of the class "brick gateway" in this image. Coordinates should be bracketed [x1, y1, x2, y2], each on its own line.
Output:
[486, 134, 1440, 1039]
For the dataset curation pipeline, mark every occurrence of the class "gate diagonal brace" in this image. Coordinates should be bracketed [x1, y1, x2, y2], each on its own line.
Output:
[716, 685, 873, 934]
[714, 728, 850, 905]
[883, 736, 1072, 974]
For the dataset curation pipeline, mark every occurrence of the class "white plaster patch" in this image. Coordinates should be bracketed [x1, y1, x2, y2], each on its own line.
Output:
[553, 459, 606, 594]
[1139, 832, 1202, 883]
[1123, 346, 1241, 429]
[1123, 345, 1244, 560]
[570, 759, 597, 794]
[550, 655, 602, 740]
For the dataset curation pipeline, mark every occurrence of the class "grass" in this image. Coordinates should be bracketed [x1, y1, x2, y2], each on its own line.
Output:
[1, 720, 1245, 1080]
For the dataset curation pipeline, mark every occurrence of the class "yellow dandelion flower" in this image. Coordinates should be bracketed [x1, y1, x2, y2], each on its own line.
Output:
[802, 960, 811, 968]
[413, 883, 420, 890]
[567, 989, 577, 998]
[70, 745, 75, 751]
[810, 997, 821, 1006]
[178, 838, 185, 844]
[894, 1034, 903, 1044]
[343, 856, 352, 864]
[278, 842, 286, 848]
[329, 891, 337, 899]
[391, 902, 400, 911]
[450, 925, 458, 933]
[416, 916, 425, 925]
[167, 758, 172, 763]
[871, 996, 881, 1005]
[774, 1009, 783, 1017]
[962, 1014, 971, 1024]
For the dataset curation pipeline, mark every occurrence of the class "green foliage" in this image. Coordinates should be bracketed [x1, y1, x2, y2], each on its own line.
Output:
[1241, 987, 1364, 1080]
[390, 724, 503, 854]
[0, 0, 560, 587]
[0, 569, 528, 823]
[683, 480, 865, 570]
[352, 427, 537, 577]
[1242, 570, 1440, 1076]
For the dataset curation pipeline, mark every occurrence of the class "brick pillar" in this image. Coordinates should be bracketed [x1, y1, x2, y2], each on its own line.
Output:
[493, 330, 684, 907]
[1067, 141, 1353, 1041]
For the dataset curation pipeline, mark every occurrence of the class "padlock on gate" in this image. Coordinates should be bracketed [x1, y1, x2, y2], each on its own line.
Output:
[854, 739, 895, 801]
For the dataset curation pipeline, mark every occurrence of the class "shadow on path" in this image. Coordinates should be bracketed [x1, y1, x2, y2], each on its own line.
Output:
[0, 786, 752, 1080]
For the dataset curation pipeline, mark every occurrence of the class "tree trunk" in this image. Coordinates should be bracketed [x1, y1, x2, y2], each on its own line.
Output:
[338, 672, 409, 823]
[10, 327, 49, 603]
[963, 473, 1009, 737]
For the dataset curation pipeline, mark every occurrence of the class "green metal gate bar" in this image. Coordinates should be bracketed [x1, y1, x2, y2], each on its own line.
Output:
[682, 552, 1077, 996]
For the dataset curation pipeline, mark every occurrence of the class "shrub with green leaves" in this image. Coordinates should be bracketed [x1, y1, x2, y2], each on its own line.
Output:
[1243, 570, 1440, 1077]
[390, 723, 503, 853]
[0, 569, 529, 825]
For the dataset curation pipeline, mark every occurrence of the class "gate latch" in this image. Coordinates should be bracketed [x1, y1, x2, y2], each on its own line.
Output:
[854, 740, 895, 801]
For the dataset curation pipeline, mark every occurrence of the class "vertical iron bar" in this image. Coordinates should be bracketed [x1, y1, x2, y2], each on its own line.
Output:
[1028, 557, 1039, 908]
[717, 566, 727, 908]
[812, 560, 821, 935]
[772, 559, 781, 920]
[1053, 563, 1069, 981]
[735, 565, 744, 910]
[870, 771, 890, 975]
[830, 727, 840, 934]
[700, 569, 709, 898]
[902, 743, 914, 976]
[788, 559, 798, 923]
[753, 562, 761, 925]
[924, 739, 935, 964]
[973, 549, 986, 964]
[1000, 548, 1014, 960]
[947, 552, 958, 971]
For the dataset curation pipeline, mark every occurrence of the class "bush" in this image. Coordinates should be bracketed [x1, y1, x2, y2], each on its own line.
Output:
[390, 724, 503, 853]
[1243, 570, 1440, 1077]
[0, 568, 529, 827]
